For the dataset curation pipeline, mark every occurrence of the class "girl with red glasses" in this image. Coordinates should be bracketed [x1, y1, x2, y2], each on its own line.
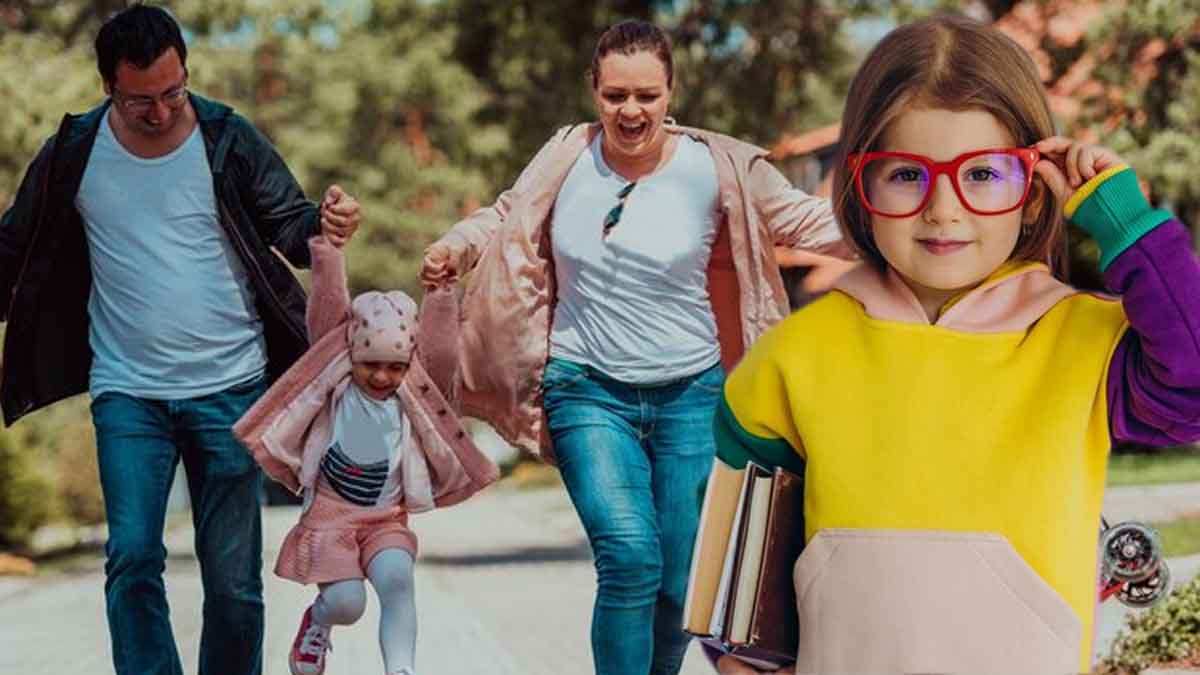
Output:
[714, 13, 1200, 675]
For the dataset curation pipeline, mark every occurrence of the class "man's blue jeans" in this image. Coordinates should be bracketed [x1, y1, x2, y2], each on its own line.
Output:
[91, 375, 268, 675]
[543, 358, 724, 675]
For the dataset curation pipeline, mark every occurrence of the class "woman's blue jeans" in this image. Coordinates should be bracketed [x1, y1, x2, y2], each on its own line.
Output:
[543, 358, 724, 675]
[90, 375, 267, 675]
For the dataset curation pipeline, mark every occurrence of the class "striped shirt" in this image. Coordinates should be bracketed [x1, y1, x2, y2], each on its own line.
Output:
[319, 383, 408, 506]
[320, 442, 390, 506]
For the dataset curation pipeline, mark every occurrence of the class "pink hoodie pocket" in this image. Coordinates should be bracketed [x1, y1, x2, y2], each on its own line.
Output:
[792, 528, 1081, 675]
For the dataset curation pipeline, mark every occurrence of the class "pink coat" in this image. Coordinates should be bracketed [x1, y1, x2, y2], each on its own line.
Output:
[233, 237, 499, 513]
[438, 122, 854, 459]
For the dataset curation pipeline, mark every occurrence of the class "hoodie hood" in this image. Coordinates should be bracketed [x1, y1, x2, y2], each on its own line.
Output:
[833, 261, 1084, 333]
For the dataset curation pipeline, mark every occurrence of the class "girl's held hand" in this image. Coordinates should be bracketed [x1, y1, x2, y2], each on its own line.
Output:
[320, 184, 361, 248]
[1033, 137, 1125, 207]
[420, 242, 459, 290]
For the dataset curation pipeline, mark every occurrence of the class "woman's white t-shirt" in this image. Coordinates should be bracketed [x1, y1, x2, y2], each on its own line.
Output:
[549, 133, 721, 384]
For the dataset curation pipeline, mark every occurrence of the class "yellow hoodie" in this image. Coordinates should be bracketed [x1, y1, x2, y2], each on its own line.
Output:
[717, 261, 1128, 673]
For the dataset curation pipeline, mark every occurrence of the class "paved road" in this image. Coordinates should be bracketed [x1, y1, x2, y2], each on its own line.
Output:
[0, 483, 712, 674]
[1104, 482, 1200, 524]
[2, 481, 1198, 674]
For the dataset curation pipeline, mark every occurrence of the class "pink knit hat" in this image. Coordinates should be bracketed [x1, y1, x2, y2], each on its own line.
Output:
[348, 291, 419, 364]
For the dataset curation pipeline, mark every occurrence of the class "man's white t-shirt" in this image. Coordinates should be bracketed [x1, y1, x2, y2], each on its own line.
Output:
[76, 109, 267, 399]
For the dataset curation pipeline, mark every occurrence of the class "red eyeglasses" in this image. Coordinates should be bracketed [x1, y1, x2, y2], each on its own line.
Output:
[847, 147, 1040, 218]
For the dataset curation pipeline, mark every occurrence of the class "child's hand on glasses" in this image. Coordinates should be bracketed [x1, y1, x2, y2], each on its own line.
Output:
[1032, 137, 1125, 205]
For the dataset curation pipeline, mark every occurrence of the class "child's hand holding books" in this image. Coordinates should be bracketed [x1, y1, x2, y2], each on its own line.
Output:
[715, 654, 795, 674]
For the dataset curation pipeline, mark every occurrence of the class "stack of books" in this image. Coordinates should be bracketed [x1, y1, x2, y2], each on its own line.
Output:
[682, 460, 805, 670]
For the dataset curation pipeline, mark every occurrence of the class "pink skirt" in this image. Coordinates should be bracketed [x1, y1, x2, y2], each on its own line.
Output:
[274, 485, 418, 585]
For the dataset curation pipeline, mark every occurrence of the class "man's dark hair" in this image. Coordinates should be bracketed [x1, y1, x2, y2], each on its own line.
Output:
[95, 3, 188, 83]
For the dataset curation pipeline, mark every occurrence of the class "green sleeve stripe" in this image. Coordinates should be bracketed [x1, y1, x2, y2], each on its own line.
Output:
[1066, 166, 1173, 270]
[714, 396, 805, 475]
[1063, 164, 1127, 217]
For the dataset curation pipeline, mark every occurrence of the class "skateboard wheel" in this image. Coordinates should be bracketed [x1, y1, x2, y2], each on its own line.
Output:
[1117, 561, 1171, 609]
[1102, 522, 1162, 583]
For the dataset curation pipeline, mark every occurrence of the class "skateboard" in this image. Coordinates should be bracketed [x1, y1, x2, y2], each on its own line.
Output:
[1099, 519, 1171, 608]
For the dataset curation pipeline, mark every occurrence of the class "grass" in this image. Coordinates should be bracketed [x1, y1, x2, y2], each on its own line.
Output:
[1107, 446, 1200, 487]
[1150, 515, 1200, 558]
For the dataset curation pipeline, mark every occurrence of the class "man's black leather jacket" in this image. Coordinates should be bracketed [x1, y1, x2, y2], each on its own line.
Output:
[0, 93, 318, 425]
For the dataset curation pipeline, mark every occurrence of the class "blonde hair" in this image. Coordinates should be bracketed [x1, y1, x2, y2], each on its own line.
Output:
[833, 14, 1065, 275]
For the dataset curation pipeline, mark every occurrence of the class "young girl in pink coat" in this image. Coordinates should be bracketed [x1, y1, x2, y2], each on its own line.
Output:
[234, 234, 500, 675]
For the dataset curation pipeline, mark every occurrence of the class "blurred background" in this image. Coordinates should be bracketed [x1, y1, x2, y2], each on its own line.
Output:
[1, 2, 1199, 671]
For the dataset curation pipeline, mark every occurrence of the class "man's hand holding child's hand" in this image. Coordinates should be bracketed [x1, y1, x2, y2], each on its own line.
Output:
[320, 184, 361, 248]
[420, 242, 460, 290]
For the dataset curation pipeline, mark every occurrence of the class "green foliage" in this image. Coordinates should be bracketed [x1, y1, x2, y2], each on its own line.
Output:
[669, 0, 861, 148]
[444, 0, 867, 183]
[443, 0, 653, 182]
[0, 321, 103, 544]
[54, 416, 105, 526]
[1101, 575, 1200, 674]
[0, 33, 95, 208]
[1151, 516, 1200, 559]
[1084, 0, 1200, 231]
[1108, 446, 1200, 487]
[173, 0, 507, 296]
[0, 424, 54, 550]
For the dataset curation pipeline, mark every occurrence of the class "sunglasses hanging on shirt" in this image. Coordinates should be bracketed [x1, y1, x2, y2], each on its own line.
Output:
[602, 181, 637, 240]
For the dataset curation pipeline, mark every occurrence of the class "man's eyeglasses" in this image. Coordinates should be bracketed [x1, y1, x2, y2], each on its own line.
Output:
[111, 81, 189, 115]
[602, 181, 637, 240]
[847, 147, 1039, 218]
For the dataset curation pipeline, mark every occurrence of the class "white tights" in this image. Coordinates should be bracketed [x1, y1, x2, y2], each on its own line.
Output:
[311, 548, 416, 675]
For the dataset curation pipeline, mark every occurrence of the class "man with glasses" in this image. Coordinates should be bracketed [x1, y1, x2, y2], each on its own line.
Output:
[0, 5, 361, 674]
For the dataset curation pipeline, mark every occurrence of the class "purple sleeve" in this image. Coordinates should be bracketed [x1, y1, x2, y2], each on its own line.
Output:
[1105, 220, 1200, 445]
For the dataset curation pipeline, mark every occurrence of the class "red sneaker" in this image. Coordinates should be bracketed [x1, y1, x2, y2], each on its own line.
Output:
[289, 605, 332, 675]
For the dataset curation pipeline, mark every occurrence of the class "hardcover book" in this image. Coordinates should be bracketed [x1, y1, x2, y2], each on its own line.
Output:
[683, 460, 805, 670]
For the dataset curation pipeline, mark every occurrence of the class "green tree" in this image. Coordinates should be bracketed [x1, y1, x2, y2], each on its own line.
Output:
[443, 0, 654, 183]
[172, 0, 508, 294]
[444, 0, 873, 184]
[1082, 0, 1200, 242]
[0, 9, 97, 208]
[0, 426, 53, 549]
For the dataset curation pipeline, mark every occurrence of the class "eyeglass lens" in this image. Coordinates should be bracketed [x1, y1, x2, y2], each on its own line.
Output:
[862, 153, 1029, 215]
[119, 86, 187, 112]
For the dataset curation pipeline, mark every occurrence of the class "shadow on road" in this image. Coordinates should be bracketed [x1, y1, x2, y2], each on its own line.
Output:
[420, 541, 593, 567]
